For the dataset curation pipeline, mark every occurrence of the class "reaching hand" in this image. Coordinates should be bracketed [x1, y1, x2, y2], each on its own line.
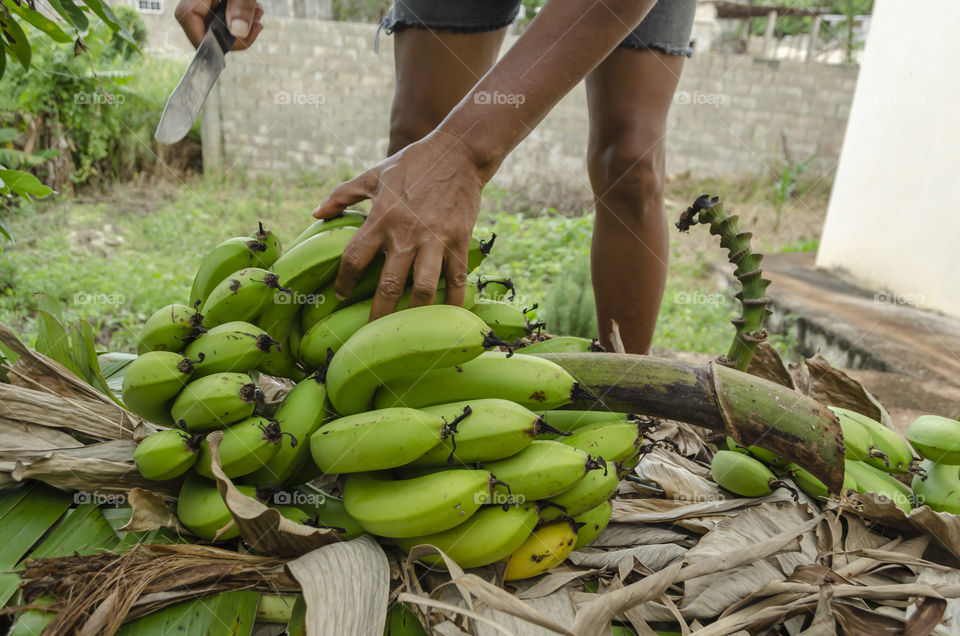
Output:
[175, 0, 264, 51]
[312, 132, 487, 321]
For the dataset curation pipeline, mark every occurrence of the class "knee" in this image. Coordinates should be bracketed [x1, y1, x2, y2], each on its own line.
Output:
[587, 133, 665, 205]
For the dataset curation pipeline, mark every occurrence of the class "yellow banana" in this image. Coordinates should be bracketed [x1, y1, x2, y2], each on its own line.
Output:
[287, 210, 367, 251]
[189, 231, 281, 307]
[539, 464, 619, 521]
[710, 450, 789, 498]
[183, 321, 278, 378]
[503, 518, 579, 581]
[271, 225, 358, 295]
[326, 305, 492, 415]
[170, 372, 261, 432]
[521, 336, 604, 354]
[137, 303, 205, 354]
[829, 407, 913, 473]
[395, 504, 539, 569]
[176, 471, 256, 541]
[194, 416, 293, 479]
[912, 459, 960, 514]
[846, 460, 914, 513]
[572, 500, 613, 549]
[132, 427, 202, 480]
[906, 415, 960, 465]
[246, 373, 330, 486]
[121, 351, 195, 426]
[311, 407, 450, 473]
[343, 469, 494, 538]
[482, 440, 604, 502]
[201, 267, 285, 328]
[470, 300, 532, 341]
[560, 423, 642, 464]
[374, 351, 585, 411]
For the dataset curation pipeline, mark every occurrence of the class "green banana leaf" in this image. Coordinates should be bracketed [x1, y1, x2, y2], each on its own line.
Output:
[115, 590, 259, 636]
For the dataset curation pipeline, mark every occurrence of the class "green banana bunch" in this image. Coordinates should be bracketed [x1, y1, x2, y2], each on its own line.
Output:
[845, 460, 915, 513]
[255, 293, 308, 381]
[177, 471, 255, 541]
[710, 449, 792, 498]
[194, 416, 293, 479]
[121, 351, 195, 426]
[246, 373, 329, 486]
[170, 372, 261, 432]
[906, 415, 960, 464]
[572, 499, 613, 549]
[343, 469, 494, 538]
[836, 412, 875, 461]
[287, 210, 367, 251]
[189, 229, 282, 307]
[474, 273, 515, 301]
[311, 407, 450, 473]
[482, 440, 603, 502]
[300, 256, 386, 333]
[137, 303, 205, 354]
[374, 351, 583, 411]
[272, 226, 358, 295]
[408, 399, 551, 467]
[394, 504, 539, 569]
[539, 464, 619, 521]
[830, 407, 913, 473]
[912, 459, 960, 514]
[326, 305, 493, 415]
[298, 282, 476, 367]
[294, 484, 366, 539]
[183, 321, 278, 378]
[470, 300, 532, 341]
[201, 267, 284, 328]
[521, 336, 604, 354]
[539, 410, 629, 435]
[786, 462, 857, 501]
[503, 518, 579, 581]
[132, 427, 202, 480]
[560, 423, 642, 464]
[724, 436, 787, 468]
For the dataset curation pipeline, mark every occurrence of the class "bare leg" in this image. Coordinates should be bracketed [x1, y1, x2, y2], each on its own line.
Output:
[389, 27, 508, 155]
[586, 48, 685, 353]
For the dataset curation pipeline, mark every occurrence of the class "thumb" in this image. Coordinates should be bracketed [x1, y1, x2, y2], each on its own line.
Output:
[313, 172, 376, 219]
[224, 0, 257, 38]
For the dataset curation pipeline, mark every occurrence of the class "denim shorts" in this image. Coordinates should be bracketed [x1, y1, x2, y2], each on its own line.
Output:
[382, 0, 698, 56]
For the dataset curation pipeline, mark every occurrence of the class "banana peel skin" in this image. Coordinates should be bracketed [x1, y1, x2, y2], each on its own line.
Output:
[534, 352, 846, 493]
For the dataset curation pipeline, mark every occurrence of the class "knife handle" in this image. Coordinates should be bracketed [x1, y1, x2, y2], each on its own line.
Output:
[210, 0, 238, 52]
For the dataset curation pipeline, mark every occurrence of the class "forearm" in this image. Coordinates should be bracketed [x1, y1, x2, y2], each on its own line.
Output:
[435, 0, 657, 179]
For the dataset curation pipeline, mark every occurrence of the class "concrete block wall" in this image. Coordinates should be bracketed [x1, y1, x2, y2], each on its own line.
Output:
[213, 17, 858, 192]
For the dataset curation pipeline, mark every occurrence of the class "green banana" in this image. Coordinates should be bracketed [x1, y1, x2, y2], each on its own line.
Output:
[137, 303, 205, 354]
[253, 221, 283, 266]
[830, 407, 913, 473]
[710, 449, 791, 498]
[539, 410, 629, 435]
[725, 436, 787, 468]
[298, 282, 475, 368]
[374, 351, 584, 411]
[287, 210, 367, 251]
[271, 226, 358, 295]
[503, 518, 579, 581]
[170, 372, 261, 432]
[300, 256, 386, 333]
[845, 460, 914, 512]
[246, 374, 330, 486]
[176, 471, 255, 541]
[573, 500, 613, 549]
[474, 274, 516, 302]
[183, 321, 278, 378]
[256, 293, 308, 381]
[912, 459, 960, 514]
[343, 469, 494, 538]
[482, 440, 604, 502]
[294, 484, 366, 538]
[906, 415, 960, 464]
[539, 464, 619, 521]
[470, 300, 531, 341]
[201, 267, 284, 328]
[326, 305, 493, 415]
[311, 407, 451, 473]
[409, 399, 553, 467]
[189, 233, 281, 307]
[195, 416, 293, 479]
[394, 504, 539, 569]
[383, 604, 428, 636]
[836, 412, 876, 461]
[270, 505, 312, 525]
[560, 423, 642, 464]
[521, 336, 604, 354]
[132, 427, 202, 480]
[786, 462, 856, 501]
[121, 351, 195, 426]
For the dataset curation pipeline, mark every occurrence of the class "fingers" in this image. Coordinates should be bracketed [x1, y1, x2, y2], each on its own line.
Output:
[408, 243, 445, 308]
[225, 0, 258, 38]
[174, 0, 263, 50]
[441, 242, 470, 308]
[335, 229, 382, 302]
[369, 249, 416, 321]
[231, 2, 264, 50]
[174, 0, 212, 48]
[313, 172, 376, 219]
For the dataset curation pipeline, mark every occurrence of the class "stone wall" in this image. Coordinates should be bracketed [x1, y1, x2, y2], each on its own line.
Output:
[211, 17, 858, 193]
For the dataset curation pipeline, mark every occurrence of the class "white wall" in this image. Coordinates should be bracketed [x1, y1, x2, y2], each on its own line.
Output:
[817, 0, 960, 318]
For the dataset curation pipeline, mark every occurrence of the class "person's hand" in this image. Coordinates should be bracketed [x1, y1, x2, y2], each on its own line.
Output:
[175, 0, 264, 51]
[313, 132, 487, 321]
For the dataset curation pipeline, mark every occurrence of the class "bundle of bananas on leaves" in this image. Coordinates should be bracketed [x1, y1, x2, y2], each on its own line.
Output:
[711, 405, 960, 515]
[121, 212, 643, 580]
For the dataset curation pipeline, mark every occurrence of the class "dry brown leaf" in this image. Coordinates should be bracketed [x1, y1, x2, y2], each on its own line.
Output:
[805, 353, 892, 428]
[0, 382, 137, 440]
[286, 536, 390, 636]
[569, 544, 686, 574]
[0, 418, 82, 451]
[746, 343, 797, 390]
[120, 488, 183, 532]
[474, 591, 577, 636]
[612, 488, 797, 524]
[589, 523, 693, 548]
[12, 453, 179, 496]
[512, 569, 604, 600]
[839, 493, 960, 559]
[633, 447, 719, 501]
[643, 421, 714, 460]
[2, 439, 136, 464]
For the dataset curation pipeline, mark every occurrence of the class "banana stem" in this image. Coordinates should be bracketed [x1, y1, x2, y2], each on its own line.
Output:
[534, 352, 845, 492]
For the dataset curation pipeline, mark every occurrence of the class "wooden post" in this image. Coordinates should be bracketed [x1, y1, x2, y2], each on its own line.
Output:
[763, 10, 777, 58]
[806, 14, 822, 62]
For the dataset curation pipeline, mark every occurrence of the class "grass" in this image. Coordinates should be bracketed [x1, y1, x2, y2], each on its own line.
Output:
[0, 169, 827, 357]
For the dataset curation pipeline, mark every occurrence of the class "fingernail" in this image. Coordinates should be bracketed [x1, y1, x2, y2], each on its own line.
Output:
[334, 292, 347, 302]
[229, 18, 250, 38]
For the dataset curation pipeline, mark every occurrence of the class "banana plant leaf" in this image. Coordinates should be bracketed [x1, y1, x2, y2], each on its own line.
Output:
[115, 590, 259, 636]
